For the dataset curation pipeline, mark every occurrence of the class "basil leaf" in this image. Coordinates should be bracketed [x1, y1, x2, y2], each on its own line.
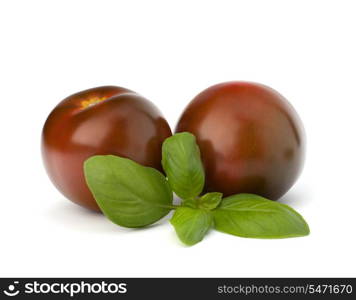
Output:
[214, 194, 310, 238]
[198, 192, 223, 210]
[171, 207, 213, 246]
[162, 132, 205, 200]
[181, 198, 198, 209]
[84, 155, 173, 228]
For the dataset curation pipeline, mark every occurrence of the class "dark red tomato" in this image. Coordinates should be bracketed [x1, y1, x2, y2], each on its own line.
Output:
[42, 86, 172, 211]
[176, 82, 305, 200]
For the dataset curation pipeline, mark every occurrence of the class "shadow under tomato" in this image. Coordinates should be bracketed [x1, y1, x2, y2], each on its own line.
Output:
[278, 186, 311, 209]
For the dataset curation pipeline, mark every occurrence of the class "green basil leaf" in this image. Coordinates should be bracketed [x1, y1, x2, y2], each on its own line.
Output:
[162, 132, 205, 200]
[214, 194, 310, 238]
[181, 198, 198, 209]
[84, 155, 173, 228]
[171, 207, 213, 246]
[198, 192, 223, 210]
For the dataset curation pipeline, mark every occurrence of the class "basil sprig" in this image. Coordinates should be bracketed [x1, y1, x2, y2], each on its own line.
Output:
[162, 132, 205, 201]
[213, 194, 310, 238]
[84, 155, 173, 228]
[170, 207, 213, 246]
[84, 132, 310, 246]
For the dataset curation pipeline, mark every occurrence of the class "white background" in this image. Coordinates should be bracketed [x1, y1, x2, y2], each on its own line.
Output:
[1, 0, 355, 277]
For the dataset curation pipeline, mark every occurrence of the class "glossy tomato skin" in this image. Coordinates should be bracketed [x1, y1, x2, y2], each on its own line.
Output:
[176, 82, 305, 200]
[42, 86, 172, 211]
